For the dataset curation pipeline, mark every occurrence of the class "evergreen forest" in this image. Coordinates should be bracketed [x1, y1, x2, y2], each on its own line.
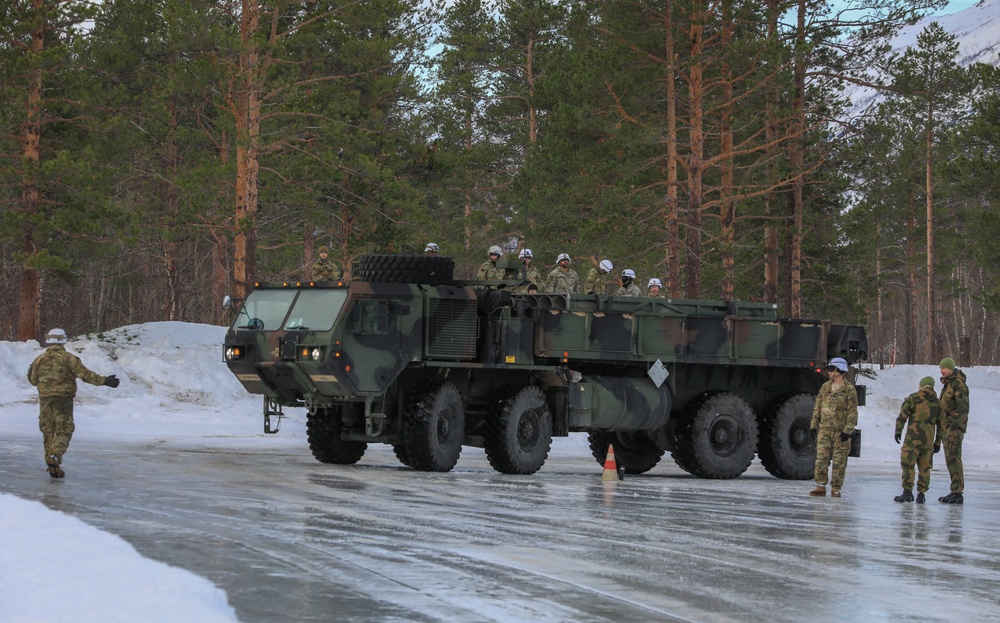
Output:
[2, 0, 998, 365]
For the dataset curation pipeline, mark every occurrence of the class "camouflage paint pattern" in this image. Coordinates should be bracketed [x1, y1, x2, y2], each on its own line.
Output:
[810, 380, 858, 488]
[27, 345, 106, 397]
[939, 368, 969, 493]
[895, 386, 942, 493]
[545, 267, 581, 295]
[477, 261, 505, 281]
[38, 396, 75, 460]
[513, 265, 543, 294]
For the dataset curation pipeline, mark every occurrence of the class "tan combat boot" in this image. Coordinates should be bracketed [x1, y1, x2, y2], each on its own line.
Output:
[809, 485, 826, 497]
[830, 487, 842, 498]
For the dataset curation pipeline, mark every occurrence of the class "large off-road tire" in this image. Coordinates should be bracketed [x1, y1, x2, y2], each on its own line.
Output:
[402, 381, 465, 472]
[355, 254, 454, 285]
[588, 431, 665, 475]
[307, 407, 367, 464]
[392, 443, 413, 468]
[485, 385, 553, 475]
[671, 392, 758, 479]
[758, 393, 816, 480]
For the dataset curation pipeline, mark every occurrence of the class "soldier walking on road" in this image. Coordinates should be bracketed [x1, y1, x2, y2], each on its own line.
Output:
[894, 376, 943, 503]
[545, 253, 581, 295]
[27, 328, 120, 478]
[937, 357, 969, 504]
[809, 357, 858, 498]
[313, 246, 341, 281]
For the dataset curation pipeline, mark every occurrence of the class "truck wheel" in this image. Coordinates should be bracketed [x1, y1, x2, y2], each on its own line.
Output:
[588, 431, 664, 475]
[392, 443, 413, 468]
[671, 393, 758, 479]
[356, 254, 454, 285]
[758, 393, 816, 480]
[403, 381, 465, 472]
[307, 408, 367, 464]
[485, 385, 553, 475]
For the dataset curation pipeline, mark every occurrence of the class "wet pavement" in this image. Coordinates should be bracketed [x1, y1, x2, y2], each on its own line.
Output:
[2, 435, 999, 623]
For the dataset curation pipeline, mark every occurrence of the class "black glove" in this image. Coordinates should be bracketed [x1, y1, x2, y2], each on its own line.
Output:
[933, 443, 941, 454]
[840, 432, 851, 443]
[104, 374, 120, 388]
[894, 432, 901, 444]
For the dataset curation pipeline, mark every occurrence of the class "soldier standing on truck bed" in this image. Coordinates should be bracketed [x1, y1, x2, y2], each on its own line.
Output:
[583, 259, 613, 295]
[615, 269, 642, 296]
[646, 278, 666, 298]
[809, 357, 858, 498]
[313, 246, 341, 281]
[477, 245, 506, 281]
[893, 376, 942, 504]
[937, 357, 969, 504]
[27, 328, 120, 478]
[545, 252, 581, 294]
[514, 248, 543, 294]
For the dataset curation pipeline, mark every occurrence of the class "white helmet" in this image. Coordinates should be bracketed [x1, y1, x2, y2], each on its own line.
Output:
[599, 259, 613, 273]
[424, 242, 439, 253]
[488, 245, 503, 256]
[828, 357, 849, 372]
[557, 253, 571, 263]
[519, 248, 533, 259]
[622, 269, 636, 279]
[45, 328, 68, 345]
[648, 278, 662, 288]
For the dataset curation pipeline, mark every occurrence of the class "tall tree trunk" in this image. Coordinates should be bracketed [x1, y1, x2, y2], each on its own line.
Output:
[788, 0, 806, 318]
[234, 0, 261, 300]
[663, 0, 681, 298]
[719, 0, 735, 301]
[16, 7, 44, 342]
[924, 111, 936, 362]
[763, 0, 780, 305]
[684, 2, 705, 300]
[163, 88, 180, 321]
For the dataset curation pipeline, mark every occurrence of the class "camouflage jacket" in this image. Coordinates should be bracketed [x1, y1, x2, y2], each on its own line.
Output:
[583, 268, 608, 295]
[810, 379, 858, 433]
[895, 386, 943, 443]
[477, 261, 505, 281]
[313, 257, 341, 281]
[545, 267, 581, 295]
[27, 345, 106, 398]
[513, 266, 544, 294]
[939, 368, 969, 433]
[615, 284, 642, 297]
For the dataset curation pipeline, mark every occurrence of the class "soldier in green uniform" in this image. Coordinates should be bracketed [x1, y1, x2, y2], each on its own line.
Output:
[545, 253, 581, 295]
[313, 246, 341, 281]
[615, 269, 641, 296]
[27, 328, 120, 478]
[477, 245, 506, 281]
[893, 376, 943, 503]
[514, 248, 543, 294]
[809, 357, 858, 498]
[646, 278, 666, 297]
[937, 357, 969, 504]
[583, 259, 613, 295]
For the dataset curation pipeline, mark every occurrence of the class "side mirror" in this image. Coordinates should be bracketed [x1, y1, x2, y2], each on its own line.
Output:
[222, 295, 232, 310]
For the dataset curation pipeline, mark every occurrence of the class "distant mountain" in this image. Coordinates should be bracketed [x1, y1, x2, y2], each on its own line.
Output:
[846, 0, 1000, 117]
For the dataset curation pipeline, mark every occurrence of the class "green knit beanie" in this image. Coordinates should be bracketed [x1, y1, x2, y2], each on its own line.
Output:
[939, 357, 956, 370]
[919, 376, 935, 388]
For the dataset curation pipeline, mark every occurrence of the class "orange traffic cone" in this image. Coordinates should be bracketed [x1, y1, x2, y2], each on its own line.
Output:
[601, 444, 620, 481]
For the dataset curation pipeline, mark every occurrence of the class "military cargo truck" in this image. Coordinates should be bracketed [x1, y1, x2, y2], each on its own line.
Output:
[223, 254, 867, 479]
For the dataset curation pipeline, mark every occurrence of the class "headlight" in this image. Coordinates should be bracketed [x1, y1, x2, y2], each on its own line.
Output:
[311, 347, 322, 362]
[225, 346, 243, 361]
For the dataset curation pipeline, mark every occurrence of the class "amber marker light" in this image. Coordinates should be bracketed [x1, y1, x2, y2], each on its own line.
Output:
[562, 350, 569, 363]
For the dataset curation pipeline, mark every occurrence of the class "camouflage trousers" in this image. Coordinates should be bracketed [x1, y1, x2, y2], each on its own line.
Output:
[38, 396, 76, 461]
[900, 442, 934, 493]
[942, 427, 965, 494]
[814, 429, 851, 488]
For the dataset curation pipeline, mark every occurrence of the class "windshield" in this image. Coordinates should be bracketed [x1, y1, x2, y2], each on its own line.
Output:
[233, 289, 298, 331]
[283, 289, 349, 331]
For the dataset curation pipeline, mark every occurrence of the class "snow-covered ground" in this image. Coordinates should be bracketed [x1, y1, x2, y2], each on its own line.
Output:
[2, 320, 999, 623]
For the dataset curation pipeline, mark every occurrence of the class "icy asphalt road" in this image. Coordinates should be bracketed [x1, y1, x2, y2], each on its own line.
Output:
[2, 436, 999, 623]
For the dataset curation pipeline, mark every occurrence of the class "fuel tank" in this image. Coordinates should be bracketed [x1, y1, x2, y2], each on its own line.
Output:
[567, 375, 672, 431]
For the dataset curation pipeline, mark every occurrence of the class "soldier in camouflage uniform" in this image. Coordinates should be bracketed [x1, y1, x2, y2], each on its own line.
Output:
[477, 245, 506, 281]
[937, 357, 969, 504]
[583, 259, 613, 295]
[545, 253, 581, 295]
[313, 246, 341, 281]
[646, 278, 666, 298]
[809, 357, 858, 498]
[513, 248, 543, 294]
[27, 328, 120, 478]
[893, 376, 943, 503]
[615, 269, 642, 296]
